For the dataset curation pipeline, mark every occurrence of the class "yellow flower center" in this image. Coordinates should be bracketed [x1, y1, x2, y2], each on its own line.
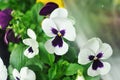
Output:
[57, 32, 62, 37]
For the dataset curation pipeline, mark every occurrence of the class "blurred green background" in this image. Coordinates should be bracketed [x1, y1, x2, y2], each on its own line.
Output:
[64, 0, 120, 56]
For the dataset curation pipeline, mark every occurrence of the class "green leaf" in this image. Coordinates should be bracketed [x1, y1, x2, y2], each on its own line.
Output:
[25, 56, 43, 70]
[10, 44, 28, 70]
[39, 43, 55, 66]
[48, 60, 69, 80]
[65, 63, 83, 76]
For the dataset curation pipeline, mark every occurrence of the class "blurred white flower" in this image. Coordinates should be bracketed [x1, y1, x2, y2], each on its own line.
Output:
[23, 29, 39, 58]
[12, 67, 36, 80]
[76, 75, 85, 80]
[42, 8, 76, 55]
[78, 38, 113, 77]
[0, 58, 7, 80]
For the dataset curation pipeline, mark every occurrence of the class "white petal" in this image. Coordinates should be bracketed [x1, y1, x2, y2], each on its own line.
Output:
[87, 64, 100, 77]
[83, 38, 101, 54]
[12, 69, 20, 80]
[54, 41, 68, 55]
[42, 18, 58, 37]
[27, 29, 36, 40]
[53, 18, 76, 41]
[23, 38, 38, 48]
[78, 49, 94, 65]
[99, 43, 113, 59]
[0, 58, 7, 80]
[0, 58, 4, 69]
[44, 39, 55, 54]
[50, 8, 68, 18]
[99, 62, 111, 75]
[24, 47, 38, 58]
[0, 66, 7, 80]
[20, 67, 36, 80]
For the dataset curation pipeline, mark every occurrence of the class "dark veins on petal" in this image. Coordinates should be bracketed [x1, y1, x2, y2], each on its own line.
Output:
[52, 36, 63, 47]
[0, 8, 12, 30]
[88, 52, 104, 70]
[39, 2, 58, 16]
[28, 47, 34, 53]
[16, 77, 20, 80]
[97, 52, 103, 58]
[92, 60, 104, 70]
[52, 28, 58, 34]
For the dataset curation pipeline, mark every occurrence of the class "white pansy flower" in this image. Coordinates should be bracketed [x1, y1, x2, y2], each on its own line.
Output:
[0, 58, 7, 80]
[78, 38, 113, 77]
[42, 8, 76, 55]
[23, 29, 39, 58]
[13, 67, 36, 80]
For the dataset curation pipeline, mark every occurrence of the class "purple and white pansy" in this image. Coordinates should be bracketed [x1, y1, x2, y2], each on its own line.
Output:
[12, 67, 36, 80]
[0, 57, 8, 80]
[23, 29, 39, 58]
[78, 38, 113, 77]
[42, 8, 76, 55]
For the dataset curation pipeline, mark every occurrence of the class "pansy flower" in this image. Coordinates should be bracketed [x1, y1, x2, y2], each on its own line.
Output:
[36, 0, 64, 8]
[4, 29, 21, 44]
[42, 8, 76, 55]
[12, 67, 36, 80]
[78, 38, 113, 77]
[0, 57, 8, 80]
[23, 29, 39, 58]
[0, 8, 12, 30]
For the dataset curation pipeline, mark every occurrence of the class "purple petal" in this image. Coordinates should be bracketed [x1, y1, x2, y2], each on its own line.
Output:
[1, 8, 12, 15]
[92, 60, 104, 70]
[39, 2, 58, 16]
[4, 29, 21, 44]
[0, 8, 12, 30]
[97, 52, 103, 59]
[52, 28, 58, 35]
[52, 35, 63, 47]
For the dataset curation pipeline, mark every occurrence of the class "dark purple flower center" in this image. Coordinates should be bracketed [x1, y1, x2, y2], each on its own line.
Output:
[39, 2, 58, 16]
[16, 77, 20, 80]
[51, 28, 65, 47]
[89, 52, 104, 70]
[28, 47, 34, 53]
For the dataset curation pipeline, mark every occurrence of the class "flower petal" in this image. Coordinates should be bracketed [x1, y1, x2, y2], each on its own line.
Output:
[39, 2, 58, 16]
[87, 64, 99, 77]
[0, 66, 7, 80]
[0, 58, 7, 80]
[23, 38, 38, 48]
[20, 67, 36, 80]
[42, 18, 58, 37]
[53, 18, 76, 41]
[99, 62, 111, 75]
[54, 40, 68, 55]
[12, 69, 20, 80]
[24, 47, 39, 58]
[27, 29, 36, 40]
[45, 39, 55, 54]
[0, 11, 12, 29]
[99, 43, 113, 59]
[50, 8, 68, 18]
[78, 49, 94, 65]
[83, 38, 101, 54]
